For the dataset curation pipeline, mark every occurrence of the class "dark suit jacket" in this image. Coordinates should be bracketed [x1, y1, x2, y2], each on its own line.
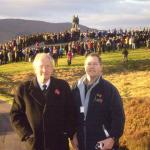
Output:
[10, 77, 77, 150]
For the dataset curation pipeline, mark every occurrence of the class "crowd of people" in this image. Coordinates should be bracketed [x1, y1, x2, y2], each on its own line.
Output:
[0, 28, 150, 65]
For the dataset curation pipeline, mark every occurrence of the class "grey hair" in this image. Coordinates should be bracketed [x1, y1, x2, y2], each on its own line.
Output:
[32, 53, 53, 68]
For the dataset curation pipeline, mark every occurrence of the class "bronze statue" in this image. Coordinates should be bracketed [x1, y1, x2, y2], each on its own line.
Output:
[72, 15, 79, 30]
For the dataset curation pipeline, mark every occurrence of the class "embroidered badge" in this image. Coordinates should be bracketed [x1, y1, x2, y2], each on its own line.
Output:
[54, 89, 60, 95]
[94, 93, 103, 103]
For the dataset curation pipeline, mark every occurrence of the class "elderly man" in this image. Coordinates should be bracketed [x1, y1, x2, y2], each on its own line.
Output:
[10, 53, 77, 150]
[72, 53, 125, 150]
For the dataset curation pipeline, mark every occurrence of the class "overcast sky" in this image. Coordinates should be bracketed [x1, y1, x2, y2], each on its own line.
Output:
[0, 0, 150, 30]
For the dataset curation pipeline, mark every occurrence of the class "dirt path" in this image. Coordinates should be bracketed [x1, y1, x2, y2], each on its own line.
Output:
[0, 100, 26, 150]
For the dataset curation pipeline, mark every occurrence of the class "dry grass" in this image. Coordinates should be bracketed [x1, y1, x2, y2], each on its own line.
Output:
[6, 68, 149, 150]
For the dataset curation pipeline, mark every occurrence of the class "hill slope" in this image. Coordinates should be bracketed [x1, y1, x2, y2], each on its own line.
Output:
[0, 19, 90, 43]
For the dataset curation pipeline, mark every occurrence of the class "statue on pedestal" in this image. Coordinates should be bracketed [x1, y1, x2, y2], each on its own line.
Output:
[71, 15, 80, 32]
[71, 15, 80, 41]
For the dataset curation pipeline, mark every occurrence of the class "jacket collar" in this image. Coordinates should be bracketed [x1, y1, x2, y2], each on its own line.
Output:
[28, 77, 46, 107]
[28, 77, 58, 107]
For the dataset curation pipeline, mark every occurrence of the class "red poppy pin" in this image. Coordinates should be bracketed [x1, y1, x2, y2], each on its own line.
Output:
[54, 89, 60, 95]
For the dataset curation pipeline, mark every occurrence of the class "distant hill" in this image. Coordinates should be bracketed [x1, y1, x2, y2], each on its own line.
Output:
[0, 19, 91, 43]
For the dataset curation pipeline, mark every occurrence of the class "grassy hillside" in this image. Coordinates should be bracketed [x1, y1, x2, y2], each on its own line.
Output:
[0, 48, 150, 149]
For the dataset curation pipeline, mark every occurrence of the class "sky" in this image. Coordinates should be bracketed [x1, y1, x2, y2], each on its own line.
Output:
[0, 0, 150, 30]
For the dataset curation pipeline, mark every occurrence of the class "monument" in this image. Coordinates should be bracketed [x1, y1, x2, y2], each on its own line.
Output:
[71, 15, 80, 32]
[71, 15, 80, 41]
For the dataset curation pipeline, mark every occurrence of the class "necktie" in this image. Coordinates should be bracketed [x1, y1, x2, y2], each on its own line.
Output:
[42, 84, 47, 95]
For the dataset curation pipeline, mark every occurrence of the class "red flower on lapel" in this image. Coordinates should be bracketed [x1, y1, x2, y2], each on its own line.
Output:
[54, 89, 60, 95]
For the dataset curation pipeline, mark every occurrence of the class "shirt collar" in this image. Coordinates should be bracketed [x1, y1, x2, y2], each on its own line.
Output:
[77, 74, 101, 88]
[37, 78, 50, 90]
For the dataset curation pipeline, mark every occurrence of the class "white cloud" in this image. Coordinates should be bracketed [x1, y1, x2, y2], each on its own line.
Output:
[0, 0, 150, 29]
[124, 0, 150, 3]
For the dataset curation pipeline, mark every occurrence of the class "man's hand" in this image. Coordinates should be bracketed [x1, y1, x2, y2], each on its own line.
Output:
[97, 137, 115, 150]
[70, 133, 79, 150]
[26, 134, 35, 145]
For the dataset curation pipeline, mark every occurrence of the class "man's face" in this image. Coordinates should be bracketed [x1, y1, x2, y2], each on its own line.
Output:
[34, 57, 53, 83]
[84, 56, 102, 78]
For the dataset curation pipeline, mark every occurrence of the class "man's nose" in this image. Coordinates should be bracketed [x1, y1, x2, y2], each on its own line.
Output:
[42, 67, 47, 72]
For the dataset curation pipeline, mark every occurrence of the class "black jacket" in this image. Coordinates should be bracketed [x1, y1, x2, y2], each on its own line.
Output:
[10, 77, 77, 150]
[72, 77, 125, 150]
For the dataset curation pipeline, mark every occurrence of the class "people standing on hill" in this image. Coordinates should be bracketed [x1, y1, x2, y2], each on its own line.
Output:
[59, 45, 64, 58]
[7, 49, 13, 63]
[67, 50, 73, 65]
[71, 53, 125, 150]
[3, 49, 8, 64]
[146, 38, 150, 49]
[0, 51, 3, 65]
[122, 47, 128, 62]
[10, 53, 78, 150]
[52, 46, 59, 66]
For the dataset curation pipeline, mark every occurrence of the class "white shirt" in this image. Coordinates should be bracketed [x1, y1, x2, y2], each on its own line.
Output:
[37, 78, 50, 91]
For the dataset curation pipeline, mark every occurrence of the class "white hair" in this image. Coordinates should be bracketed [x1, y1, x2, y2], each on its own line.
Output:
[33, 53, 53, 68]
